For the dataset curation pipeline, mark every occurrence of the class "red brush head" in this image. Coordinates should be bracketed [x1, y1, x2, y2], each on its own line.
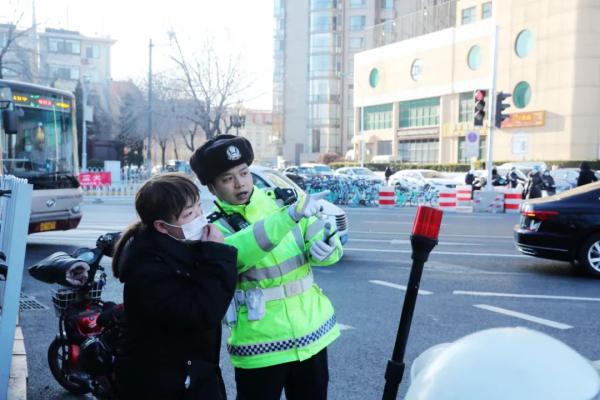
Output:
[411, 206, 443, 240]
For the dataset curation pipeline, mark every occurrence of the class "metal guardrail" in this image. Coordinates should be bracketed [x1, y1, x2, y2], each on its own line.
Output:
[364, 0, 457, 50]
[0, 176, 33, 397]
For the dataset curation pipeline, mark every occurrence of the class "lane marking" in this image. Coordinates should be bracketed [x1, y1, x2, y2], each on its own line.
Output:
[349, 238, 482, 246]
[345, 247, 528, 258]
[338, 323, 356, 331]
[313, 268, 334, 274]
[369, 280, 433, 295]
[363, 221, 412, 225]
[454, 290, 600, 302]
[473, 304, 573, 330]
[350, 230, 513, 239]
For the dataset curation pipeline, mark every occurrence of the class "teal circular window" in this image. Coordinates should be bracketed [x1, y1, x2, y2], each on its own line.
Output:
[369, 68, 379, 88]
[467, 45, 482, 70]
[515, 30, 534, 58]
[513, 81, 531, 108]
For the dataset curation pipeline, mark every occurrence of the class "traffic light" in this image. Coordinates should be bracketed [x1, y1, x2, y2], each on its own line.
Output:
[473, 90, 486, 127]
[495, 91, 511, 128]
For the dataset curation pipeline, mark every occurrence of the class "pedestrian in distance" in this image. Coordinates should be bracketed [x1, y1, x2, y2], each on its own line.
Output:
[465, 169, 476, 186]
[112, 173, 238, 400]
[506, 166, 524, 189]
[523, 166, 543, 199]
[385, 165, 394, 185]
[577, 161, 598, 187]
[541, 169, 556, 196]
[190, 134, 344, 400]
[491, 167, 507, 186]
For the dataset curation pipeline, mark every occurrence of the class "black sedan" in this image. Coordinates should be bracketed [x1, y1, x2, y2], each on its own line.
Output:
[514, 182, 600, 278]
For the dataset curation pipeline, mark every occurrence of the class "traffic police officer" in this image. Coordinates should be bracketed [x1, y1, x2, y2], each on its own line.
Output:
[190, 135, 343, 400]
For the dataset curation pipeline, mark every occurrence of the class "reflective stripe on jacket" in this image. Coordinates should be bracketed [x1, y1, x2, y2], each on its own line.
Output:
[214, 187, 343, 369]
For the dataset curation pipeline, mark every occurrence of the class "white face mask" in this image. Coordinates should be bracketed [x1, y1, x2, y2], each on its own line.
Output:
[162, 214, 208, 242]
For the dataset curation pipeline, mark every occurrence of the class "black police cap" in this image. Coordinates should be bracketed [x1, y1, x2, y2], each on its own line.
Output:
[189, 134, 254, 185]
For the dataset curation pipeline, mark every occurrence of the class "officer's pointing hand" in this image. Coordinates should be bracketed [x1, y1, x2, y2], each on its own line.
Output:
[288, 191, 329, 222]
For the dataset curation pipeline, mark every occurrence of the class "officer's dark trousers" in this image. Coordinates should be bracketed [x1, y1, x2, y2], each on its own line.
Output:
[234, 348, 329, 400]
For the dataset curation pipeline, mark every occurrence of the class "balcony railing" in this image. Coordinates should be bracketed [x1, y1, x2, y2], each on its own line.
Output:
[364, 0, 457, 50]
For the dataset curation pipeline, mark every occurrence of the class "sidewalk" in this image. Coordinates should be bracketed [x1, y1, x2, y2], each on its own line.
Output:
[7, 325, 27, 400]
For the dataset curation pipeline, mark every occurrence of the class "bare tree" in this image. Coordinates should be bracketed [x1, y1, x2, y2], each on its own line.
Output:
[149, 73, 181, 168]
[168, 31, 251, 140]
[0, 9, 36, 81]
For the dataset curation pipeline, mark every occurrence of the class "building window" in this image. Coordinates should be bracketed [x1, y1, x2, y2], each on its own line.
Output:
[410, 59, 423, 81]
[381, 0, 394, 9]
[458, 92, 475, 123]
[381, 18, 394, 33]
[467, 45, 482, 70]
[369, 68, 379, 88]
[513, 81, 531, 109]
[377, 140, 392, 155]
[399, 97, 440, 128]
[362, 103, 392, 130]
[311, 14, 333, 32]
[461, 6, 476, 25]
[349, 37, 364, 50]
[85, 45, 100, 59]
[515, 29, 534, 58]
[482, 2, 492, 19]
[350, 15, 366, 31]
[48, 38, 81, 54]
[46, 64, 80, 80]
[458, 136, 487, 162]
[398, 139, 439, 163]
[350, 0, 366, 8]
[311, 0, 338, 10]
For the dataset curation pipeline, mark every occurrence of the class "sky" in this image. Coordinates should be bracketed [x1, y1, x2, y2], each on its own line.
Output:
[9, 0, 275, 109]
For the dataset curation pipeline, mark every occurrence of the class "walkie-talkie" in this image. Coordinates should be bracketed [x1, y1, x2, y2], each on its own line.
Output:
[214, 201, 250, 232]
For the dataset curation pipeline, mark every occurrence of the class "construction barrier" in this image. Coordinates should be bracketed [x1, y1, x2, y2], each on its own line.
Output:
[504, 188, 523, 213]
[378, 186, 396, 207]
[82, 183, 143, 197]
[474, 190, 505, 213]
[437, 188, 456, 212]
[455, 185, 473, 213]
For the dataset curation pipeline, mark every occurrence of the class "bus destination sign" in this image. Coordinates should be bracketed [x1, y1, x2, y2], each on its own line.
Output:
[12, 93, 71, 111]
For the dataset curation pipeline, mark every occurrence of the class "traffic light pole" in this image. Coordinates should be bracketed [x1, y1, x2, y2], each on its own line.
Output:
[484, 24, 500, 191]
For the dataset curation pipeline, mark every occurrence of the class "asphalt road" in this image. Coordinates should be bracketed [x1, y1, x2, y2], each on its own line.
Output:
[20, 198, 600, 399]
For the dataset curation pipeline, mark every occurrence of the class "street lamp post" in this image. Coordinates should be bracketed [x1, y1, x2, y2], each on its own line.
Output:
[146, 38, 153, 175]
[230, 105, 246, 136]
[80, 76, 91, 172]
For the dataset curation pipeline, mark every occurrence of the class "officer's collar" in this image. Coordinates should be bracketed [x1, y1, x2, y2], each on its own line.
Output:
[215, 186, 264, 214]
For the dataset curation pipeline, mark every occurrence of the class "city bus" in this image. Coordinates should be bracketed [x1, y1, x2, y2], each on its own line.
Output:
[0, 79, 83, 233]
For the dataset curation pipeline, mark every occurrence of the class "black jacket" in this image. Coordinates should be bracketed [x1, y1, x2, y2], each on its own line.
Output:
[524, 172, 543, 199]
[577, 169, 598, 187]
[114, 228, 237, 400]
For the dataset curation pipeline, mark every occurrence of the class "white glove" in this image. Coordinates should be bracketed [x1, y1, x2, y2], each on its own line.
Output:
[288, 191, 329, 222]
[309, 222, 336, 261]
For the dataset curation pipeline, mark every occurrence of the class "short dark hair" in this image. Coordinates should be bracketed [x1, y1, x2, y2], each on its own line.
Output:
[111, 173, 199, 277]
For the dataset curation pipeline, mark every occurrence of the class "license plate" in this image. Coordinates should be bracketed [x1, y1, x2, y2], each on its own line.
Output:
[40, 221, 57, 232]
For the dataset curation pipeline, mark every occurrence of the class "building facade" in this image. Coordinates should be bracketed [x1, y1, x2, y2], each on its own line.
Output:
[353, 0, 600, 164]
[273, 0, 450, 165]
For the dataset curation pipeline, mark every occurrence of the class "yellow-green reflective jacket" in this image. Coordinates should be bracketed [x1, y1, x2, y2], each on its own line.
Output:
[214, 187, 343, 369]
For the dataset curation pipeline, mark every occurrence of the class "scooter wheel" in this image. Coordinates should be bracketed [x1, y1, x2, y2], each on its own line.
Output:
[48, 337, 91, 395]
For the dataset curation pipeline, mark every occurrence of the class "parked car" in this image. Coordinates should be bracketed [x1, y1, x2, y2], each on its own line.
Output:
[389, 169, 457, 190]
[497, 161, 548, 176]
[301, 163, 334, 177]
[514, 181, 600, 278]
[251, 166, 348, 245]
[335, 167, 384, 184]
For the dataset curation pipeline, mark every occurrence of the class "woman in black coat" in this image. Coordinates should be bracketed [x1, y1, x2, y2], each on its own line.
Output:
[112, 174, 238, 400]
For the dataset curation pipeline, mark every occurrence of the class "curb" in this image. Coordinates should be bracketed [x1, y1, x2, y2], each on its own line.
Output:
[8, 325, 27, 400]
